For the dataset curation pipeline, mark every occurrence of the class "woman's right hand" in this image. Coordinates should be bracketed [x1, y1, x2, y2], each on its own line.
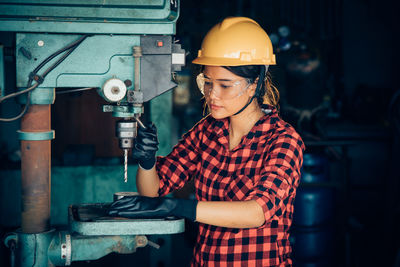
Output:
[132, 122, 159, 170]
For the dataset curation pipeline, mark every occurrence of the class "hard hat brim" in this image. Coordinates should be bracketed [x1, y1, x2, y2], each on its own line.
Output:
[192, 56, 276, 66]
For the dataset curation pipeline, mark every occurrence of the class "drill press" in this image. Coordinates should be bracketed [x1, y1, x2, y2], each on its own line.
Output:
[0, 1, 186, 266]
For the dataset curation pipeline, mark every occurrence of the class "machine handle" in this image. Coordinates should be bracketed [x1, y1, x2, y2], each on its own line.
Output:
[147, 240, 161, 249]
[134, 116, 146, 129]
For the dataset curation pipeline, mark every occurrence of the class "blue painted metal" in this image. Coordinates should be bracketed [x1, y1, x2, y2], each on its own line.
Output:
[16, 130, 55, 141]
[70, 218, 185, 236]
[48, 232, 148, 265]
[68, 234, 141, 262]
[15, 33, 180, 106]
[3, 232, 17, 249]
[4, 229, 149, 266]
[47, 231, 71, 266]
[14, 229, 56, 267]
[69, 204, 184, 236]
[17, 87, 55, 105]
[150, 91, 173, 156]
[16, 34, 140, 89]
[0, 21, 176, 35]
[0, 0, 179, 35]
[103, 104, 143, 118]
[0, 45, 4, 97]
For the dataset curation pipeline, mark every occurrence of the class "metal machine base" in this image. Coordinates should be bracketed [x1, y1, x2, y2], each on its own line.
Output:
[69, 203, 185, 236]
[4, 204, 185, 266]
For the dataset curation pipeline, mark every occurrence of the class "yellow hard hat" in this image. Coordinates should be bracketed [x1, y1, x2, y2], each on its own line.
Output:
[192, 17, 276, 66]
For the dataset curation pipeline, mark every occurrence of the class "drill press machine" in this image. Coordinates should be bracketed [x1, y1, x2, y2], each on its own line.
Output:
[0, 1, 186, 266]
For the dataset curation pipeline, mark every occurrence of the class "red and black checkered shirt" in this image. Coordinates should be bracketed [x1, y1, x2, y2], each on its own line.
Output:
[156, 105, 305, 266]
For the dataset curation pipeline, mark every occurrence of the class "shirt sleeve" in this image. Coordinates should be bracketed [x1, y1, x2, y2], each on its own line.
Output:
[156, 120, 204, 196]
[247, 130, 305, 223]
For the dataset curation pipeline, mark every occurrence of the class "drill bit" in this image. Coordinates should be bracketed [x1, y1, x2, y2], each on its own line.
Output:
[124, 149, 128, 183]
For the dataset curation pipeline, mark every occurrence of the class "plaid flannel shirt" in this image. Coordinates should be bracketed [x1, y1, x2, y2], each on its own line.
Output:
[156, 105, 305, 266]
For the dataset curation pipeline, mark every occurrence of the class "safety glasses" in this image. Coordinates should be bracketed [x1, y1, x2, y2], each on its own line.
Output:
[196, 73, 251, 100]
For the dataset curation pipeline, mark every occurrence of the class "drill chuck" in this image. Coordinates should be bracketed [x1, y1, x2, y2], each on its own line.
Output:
[116, 120, 136, 149]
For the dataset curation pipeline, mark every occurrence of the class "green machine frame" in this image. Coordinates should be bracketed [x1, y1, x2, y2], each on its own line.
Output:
[0, 1, 185, 266]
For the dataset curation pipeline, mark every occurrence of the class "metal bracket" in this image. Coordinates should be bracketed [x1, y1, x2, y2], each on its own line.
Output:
[0, 45, 4, 98]
[17, 130, 55, 141]
[61, 234, 72, 266]
[171, 43, 185, 72]
[17, 87, 55, 105]
[103, 104, 143, 118]
[4, 233, 17, 248]
[127, 90, 143, 104]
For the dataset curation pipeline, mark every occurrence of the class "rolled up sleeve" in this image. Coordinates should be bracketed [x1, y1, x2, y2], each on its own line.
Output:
[247, 132, 305, 223]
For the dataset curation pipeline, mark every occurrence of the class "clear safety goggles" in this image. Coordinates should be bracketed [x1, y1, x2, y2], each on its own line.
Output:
[196, 73, 251, 100]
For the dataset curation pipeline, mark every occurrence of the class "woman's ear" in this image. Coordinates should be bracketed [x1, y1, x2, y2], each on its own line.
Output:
[247, 78, 259, 97]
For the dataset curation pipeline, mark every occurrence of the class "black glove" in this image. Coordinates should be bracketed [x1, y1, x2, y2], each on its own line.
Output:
[108, 195, 198, 222]
[132, 122, 158, 170]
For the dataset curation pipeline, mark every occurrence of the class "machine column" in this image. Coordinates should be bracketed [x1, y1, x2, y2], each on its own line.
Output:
[20, 104, 51, 233]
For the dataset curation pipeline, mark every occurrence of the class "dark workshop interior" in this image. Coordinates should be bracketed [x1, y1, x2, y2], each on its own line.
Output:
[0, 0, 399, 266]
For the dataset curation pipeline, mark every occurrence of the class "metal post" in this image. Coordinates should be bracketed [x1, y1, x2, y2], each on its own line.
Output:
[0, 45, 4, 97]
[20, 104, 51, 233]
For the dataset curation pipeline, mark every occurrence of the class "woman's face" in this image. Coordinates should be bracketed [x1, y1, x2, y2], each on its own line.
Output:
[202, 66, 256, 119]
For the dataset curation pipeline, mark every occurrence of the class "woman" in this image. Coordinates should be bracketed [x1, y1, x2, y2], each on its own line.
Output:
[109, 17, 305, 266]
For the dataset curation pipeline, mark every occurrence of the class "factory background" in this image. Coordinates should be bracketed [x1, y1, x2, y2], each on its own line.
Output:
[0, 0, 399, 266]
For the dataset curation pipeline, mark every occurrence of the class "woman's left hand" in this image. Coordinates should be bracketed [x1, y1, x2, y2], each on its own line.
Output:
[108, 195, 198, 221]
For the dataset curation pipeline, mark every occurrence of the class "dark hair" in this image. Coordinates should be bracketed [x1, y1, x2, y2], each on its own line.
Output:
[223, 65, 279, 107]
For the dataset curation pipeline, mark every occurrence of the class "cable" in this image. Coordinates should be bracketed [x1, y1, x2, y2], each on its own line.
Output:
[0, 83, 38, 104]
[28, 35, 88, 85]
[56, 87, 96, 95]
[0, 92, 31, 122]
[41, 37, 85, 78]
[29, 35, 89, 85]
[0, 89, 34, 122]
[0, 35, 90, 122]
[33, 35, 87, 72]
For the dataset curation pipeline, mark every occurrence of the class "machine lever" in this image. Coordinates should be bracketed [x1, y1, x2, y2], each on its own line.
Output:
[134, 116, 146, 129]
[147, 240, 161, 249]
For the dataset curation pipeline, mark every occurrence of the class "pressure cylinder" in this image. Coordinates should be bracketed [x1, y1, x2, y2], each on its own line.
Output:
[291, 225, 334, 261]
[292, 153, 335, 265]
[293, 185, 334, 227]
[301, 153, 329, 183]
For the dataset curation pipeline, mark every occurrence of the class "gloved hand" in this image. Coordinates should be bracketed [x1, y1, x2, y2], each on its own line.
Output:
[108, 195, 198, 221]
[132, 122, 158, 170]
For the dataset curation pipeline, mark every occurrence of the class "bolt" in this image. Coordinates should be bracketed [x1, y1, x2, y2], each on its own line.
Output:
[37, 40, 44, 47]
[124, 79, 132, 87]
[136, 236, 147, 247]
[19, 47, 32, 60]
[111, 86, 120, 94]
[62, 245, 66, 249]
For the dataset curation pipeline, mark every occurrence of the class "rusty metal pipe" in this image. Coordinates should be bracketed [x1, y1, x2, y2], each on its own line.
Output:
[20, 104, 51, 233]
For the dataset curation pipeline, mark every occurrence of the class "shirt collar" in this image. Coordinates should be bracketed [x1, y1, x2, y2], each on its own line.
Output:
[211, 104, 278, 151]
